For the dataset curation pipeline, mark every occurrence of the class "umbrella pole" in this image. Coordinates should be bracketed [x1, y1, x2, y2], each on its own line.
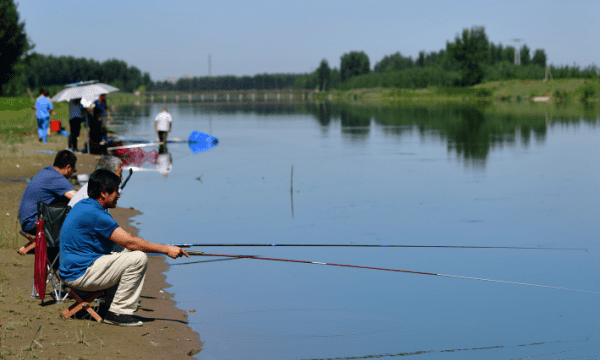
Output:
[86, 115, 90, 154]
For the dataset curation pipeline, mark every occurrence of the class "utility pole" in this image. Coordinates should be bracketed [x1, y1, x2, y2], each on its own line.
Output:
[511, 38, 523, 65]
[208, 54, 212, 77]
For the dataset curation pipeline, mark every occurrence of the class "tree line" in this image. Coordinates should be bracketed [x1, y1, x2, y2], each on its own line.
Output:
[0, 0, 597, 96]
[151, 26, 598, 92]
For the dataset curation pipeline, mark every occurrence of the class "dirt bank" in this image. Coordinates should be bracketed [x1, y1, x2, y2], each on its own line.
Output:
[0, 133, 203, 359]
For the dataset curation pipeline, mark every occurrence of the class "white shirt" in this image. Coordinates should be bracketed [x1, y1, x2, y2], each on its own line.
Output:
[157, 153, 172, 175]
[154, 111, 172, 131]
[68, 183, 89, 208]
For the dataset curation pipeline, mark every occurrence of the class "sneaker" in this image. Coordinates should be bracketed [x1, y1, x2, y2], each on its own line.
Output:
[97, 304, 109, 318]
[103, 311, 143, 327]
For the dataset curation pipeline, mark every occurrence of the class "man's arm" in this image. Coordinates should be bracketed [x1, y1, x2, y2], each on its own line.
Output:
[63, 190, 77, 200]
[108, 227, 189, 259]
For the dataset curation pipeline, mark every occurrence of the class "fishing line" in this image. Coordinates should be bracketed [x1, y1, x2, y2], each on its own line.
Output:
[169, 257, 242, 266]
[169, 243, 587, 251]
[186, 252, 599, 294]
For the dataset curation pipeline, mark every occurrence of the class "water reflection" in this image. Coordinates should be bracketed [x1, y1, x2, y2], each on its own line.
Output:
[117, 102, 597, 170]
[157, 144, 172, 177]
[116, 147, 159, 167]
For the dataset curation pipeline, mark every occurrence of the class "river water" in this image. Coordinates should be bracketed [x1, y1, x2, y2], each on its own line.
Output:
[111, 102, 600, 359]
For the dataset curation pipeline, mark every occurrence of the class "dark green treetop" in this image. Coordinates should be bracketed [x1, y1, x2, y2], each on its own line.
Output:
[446, 26, 490, 86]
[340, 51, 370, 82]
[0, 0, 29, 95]
[317, 59, 331, 91]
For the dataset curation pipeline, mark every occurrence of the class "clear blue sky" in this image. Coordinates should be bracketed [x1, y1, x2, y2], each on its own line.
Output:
[17, 0, 599, 81]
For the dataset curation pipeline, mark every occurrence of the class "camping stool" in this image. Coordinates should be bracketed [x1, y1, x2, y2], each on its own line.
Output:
[60, 288, 105, 323]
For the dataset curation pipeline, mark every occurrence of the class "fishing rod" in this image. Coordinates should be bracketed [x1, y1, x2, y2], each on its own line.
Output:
[107, 142, 164, 150]
[120, 168, 133, 190]
[185, 251, 598, 294]
[167, 243, 587, 251]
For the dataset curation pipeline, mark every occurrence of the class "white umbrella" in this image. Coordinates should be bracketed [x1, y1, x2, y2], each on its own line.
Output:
[50, 82, 118, 154]
[51, 83, 119, 103]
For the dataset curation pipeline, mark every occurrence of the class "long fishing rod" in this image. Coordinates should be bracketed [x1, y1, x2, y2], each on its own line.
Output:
[186, 251, 598, 294]
[167, 243, 587, 251]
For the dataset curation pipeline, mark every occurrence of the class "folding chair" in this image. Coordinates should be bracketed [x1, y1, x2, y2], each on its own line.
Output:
[21, 202, 71, 303]
[60, 289, 105, 322]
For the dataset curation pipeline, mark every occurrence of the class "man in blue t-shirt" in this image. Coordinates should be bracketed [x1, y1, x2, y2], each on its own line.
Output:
[34, 88, 56, 143]
[59, 169, 189, 327]
[92, 94, 110, 117]
[18, 150, 77, 235]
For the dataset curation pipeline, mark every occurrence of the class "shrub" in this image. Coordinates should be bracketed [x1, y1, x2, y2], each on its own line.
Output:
[475, 88, 492, 98]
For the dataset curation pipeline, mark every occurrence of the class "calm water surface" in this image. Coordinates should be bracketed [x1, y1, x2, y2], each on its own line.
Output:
[112, 103, 600, 359]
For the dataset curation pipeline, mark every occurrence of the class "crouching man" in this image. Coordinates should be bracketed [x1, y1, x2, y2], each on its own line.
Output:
[59, 169, 188, 326]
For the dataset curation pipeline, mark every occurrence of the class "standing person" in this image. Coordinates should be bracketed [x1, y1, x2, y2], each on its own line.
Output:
[88, 107, 108, 154]
[34, 88, 56, 143]
[93, 93, 111, 130]
[68, 98, 85, 151]
[18, 150, 77, 235]
[59, 169, 189, 326]
[154, 108, 172, 145]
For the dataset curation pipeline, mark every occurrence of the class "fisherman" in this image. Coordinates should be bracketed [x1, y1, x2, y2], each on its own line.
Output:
[87, 107, 108, 154]
[59, 169, 189, 326]
[18, 150, 77, 235]
[154, 108, 172, 146]
[92, 93, 111, 127]
[68, 155, 122, 208]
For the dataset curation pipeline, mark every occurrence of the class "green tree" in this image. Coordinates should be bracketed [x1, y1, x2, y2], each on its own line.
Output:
[520, 44, 531, 65]
[446, 26, 490, 86]
[374, 52, 413, 73]
[501, 46, 515, 64]
[532, 49, 547, 67]
[340, 51, 370, 82]
[316, 59, 331, 90]
[0, 0, 29, 95]
[416, 51, 426, 67]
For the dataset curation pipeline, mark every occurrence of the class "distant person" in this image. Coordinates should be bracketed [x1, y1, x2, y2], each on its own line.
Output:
[154, 108, 172, 144]
[92, 93, 111, 130]
[68, 155, 122, 208]
[87, 107, 108, 154]
[18, 150, 77, 235]
[59, 169, 189, 326]
[34, 88, 56, 143]
[68, 98, 86, 152]
[93, 93, 110, 118]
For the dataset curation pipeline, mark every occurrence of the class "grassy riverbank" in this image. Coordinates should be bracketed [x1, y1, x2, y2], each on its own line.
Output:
[0, 93, 142, 140]
[312, 79, 600, 118]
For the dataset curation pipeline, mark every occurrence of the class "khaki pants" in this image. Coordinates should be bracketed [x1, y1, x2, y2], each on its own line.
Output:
[65, 250, 148, 315]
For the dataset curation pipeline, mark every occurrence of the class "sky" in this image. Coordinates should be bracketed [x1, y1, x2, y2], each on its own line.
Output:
[17, 0, 599, 81]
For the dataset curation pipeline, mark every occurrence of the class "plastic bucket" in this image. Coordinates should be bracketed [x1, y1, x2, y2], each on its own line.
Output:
[50, 120, 61, 132]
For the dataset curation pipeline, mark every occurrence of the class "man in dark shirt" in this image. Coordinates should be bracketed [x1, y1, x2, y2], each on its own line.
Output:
[18, 150, 77, 235]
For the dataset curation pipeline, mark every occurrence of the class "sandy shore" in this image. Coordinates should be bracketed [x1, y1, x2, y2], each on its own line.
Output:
[0, 133, 203, 358]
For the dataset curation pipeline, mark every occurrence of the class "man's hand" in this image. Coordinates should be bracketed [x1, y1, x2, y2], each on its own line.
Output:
[165, 246, 189, 259]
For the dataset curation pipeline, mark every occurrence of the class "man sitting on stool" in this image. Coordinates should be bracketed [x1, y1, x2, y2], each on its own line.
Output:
[59, 169, 189, 327]
[18, 149, 77, 236]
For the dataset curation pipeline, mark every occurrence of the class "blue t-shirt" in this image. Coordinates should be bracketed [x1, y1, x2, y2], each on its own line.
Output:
[59, 198, 119, 282]
[93, 100, 107, 117]
[35, 97, 53, 119]
[18, 166, 74, 232]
